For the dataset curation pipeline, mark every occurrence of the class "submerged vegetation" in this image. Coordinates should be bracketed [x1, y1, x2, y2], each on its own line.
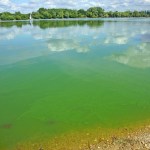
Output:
[0, 7, 150, 20]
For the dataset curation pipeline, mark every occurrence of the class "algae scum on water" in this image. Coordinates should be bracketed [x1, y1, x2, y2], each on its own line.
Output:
[0, 18, 150, 149]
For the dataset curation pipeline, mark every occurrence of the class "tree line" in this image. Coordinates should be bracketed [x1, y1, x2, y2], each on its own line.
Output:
[0, 7, 150, 20]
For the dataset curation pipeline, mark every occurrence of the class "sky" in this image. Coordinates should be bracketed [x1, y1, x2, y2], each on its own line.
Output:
[0, 0, 150, 13]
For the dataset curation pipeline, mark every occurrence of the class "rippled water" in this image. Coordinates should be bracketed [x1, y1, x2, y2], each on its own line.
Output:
[0, 18, 150, 149]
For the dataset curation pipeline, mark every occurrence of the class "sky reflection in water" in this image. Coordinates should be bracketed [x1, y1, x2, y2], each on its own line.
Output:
[0, 19, 150, 68]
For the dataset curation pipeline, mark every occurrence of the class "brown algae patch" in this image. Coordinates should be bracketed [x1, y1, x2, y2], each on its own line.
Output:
[14, 121, 150, 150]
[0, 123, 12, 129]
[46, 120, 57, 126]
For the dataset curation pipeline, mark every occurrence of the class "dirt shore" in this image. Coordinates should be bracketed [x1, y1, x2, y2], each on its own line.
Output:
[15, 125, 150, 150]
[85, 126, 150, 150]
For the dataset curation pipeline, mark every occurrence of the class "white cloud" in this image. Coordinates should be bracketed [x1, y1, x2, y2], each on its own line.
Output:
[0, 0, 150, 13]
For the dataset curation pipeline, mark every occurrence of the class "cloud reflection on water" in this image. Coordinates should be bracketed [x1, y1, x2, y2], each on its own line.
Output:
[110, 43, 150, 68]
[47, 39, 89, 53]
[0, 19, 150, 66]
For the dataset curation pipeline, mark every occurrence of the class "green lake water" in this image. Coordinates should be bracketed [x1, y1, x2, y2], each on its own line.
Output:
[0, 18, 150, 149]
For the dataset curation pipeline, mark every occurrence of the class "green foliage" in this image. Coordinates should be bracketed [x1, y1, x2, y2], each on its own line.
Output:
[64, 11, 69, 18]
[0, 12, 14, 20]
[78, 9, 86, 18]
[32, 12, 40, 19]
[87, 7, 104, 18]
[0, 7, 150, 21]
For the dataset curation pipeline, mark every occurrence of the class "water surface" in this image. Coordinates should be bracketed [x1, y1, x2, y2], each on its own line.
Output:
[0, 18, 150, 149]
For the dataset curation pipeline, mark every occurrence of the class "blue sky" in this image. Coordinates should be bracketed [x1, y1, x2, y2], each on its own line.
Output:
[0, 0, 150, 13]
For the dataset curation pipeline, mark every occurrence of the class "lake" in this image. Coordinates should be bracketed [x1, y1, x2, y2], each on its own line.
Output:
[0, 18, 150, 149]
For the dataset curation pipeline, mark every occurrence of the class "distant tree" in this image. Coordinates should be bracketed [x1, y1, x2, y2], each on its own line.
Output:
[0, 12, 14, 20]
[133, 11, 140, 17]
[69, 10, 78, 18]
[43, 11, 52, 19]
[78, 9, 86, 17]
[38, 8, 46, 14]
[103, 12, 109, 18]
[56, 11, 64, 18]
[32, 12, 40, 19]
[64, 11, 69, 18]
[15, 15, 22, 20]
[87, 7, 104, 18]
[51, 11, 57, 18]
[15, 11, 21, 16]
[107, 11, 113, 17]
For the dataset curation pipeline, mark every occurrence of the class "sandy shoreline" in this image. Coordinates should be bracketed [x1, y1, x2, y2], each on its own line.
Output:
[86, 125, 150, 150]
[14, 124, 150, 150]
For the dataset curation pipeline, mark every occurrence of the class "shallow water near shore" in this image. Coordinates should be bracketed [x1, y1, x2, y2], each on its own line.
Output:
[0, 18, 150, 149]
